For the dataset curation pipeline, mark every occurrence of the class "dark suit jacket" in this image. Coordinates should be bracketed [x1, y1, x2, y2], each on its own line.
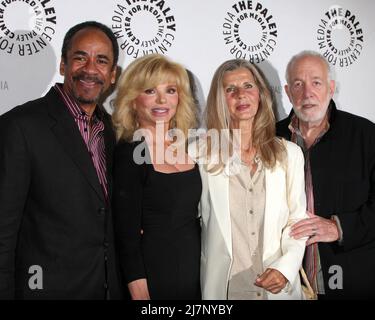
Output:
[277, 100, 375, 299]
[0, 87, 123, 299]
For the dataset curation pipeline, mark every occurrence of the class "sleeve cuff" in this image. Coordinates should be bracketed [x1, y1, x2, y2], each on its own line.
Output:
[331, 215, 344, 245]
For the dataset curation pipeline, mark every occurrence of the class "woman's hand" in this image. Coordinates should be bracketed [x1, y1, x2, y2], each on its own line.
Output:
[128, 278, 150, 300]
[254, 268, 288, 294]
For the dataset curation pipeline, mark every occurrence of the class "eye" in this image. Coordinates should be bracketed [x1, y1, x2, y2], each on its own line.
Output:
[313, 80, 322, 86]
[73, 56, 86, 62]
[244, 82, 254, 89]
[167, 87, 177, 94]
[293, 81, 303, 90]
[225, 86, 236, 93]
[144, 88, 155, 94]
[97, 58, 109, 65]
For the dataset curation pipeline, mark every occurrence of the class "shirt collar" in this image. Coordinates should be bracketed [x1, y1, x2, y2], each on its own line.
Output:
[54, 83, 102, 122]
[287, 104, 332, 150]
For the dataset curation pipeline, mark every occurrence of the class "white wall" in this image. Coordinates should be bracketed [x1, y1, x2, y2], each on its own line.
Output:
[1, 0, 374, 122]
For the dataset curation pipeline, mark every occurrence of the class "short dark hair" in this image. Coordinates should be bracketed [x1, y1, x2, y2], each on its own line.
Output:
[61, 21, 119, 69]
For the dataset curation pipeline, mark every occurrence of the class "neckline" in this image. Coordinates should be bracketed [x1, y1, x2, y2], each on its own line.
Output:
[151, 163, 197, 175]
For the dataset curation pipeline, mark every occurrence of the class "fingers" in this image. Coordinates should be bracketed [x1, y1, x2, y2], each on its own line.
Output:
[254, 268, 271, 286]
[266, 284, 284, 294]
[255, 269, 287, 293]
[290, 217, 318, 231]
[290, 219, 318, 239]
[290, 226, 316, 239]
[291, 216, 339, 243]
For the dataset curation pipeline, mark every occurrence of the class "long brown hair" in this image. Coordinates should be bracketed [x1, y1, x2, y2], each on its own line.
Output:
[204, 59, 285, 173]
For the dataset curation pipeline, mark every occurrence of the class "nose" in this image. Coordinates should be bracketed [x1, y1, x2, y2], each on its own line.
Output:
[236, 87, 246, 98]
[302, 82, 313, 99]
[157, 93, 166, 104]
[83, 58, 98, 74]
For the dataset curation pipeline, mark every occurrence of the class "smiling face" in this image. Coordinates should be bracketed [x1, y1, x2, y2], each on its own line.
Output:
[223, 67, 260, 127]
[60, 27, 116, 111]
[134, 82, 179, 129]
[285, 55, 335, 126]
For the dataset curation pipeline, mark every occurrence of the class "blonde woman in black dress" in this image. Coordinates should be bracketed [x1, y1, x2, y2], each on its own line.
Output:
[112, 54, 201, 300]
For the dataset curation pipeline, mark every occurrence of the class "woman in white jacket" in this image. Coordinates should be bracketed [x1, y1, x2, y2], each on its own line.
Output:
[193, 59, 307, 300]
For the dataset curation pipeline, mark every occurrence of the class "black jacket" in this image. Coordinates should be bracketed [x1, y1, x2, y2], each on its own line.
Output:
[277, 100, 375, 299]
[0, 87, 123, 299]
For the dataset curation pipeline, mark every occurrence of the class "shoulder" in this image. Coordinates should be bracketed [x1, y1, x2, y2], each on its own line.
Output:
[274, 137, 301, 154]
[115, 140, 139, 156]
[333, 110, 375, 149]
[1, 96, 48, 121]
[0, 96, 50, 136]
[277, 138, 304, 168]
[335, 109, 375, 131]
[0, 87, 61, 127]
[281, 139, 301, 154]
[114, 140, 150, 164]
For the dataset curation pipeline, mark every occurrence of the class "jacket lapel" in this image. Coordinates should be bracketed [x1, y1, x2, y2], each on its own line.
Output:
[102, 111, 115, 199]
[207, 171, 232, 257]
[263, 165, 284, 262]
[45, 88, 105, 202]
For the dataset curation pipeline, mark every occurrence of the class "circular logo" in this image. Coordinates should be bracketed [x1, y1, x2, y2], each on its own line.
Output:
[111, 0, 176, 59]
[0, 0, 57, 56]
[317, 5, 364, 67]
[222, 1, 278, 63]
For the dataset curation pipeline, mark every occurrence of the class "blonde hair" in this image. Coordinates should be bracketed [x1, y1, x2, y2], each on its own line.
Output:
[112, 54, 198, 142]
[205, 59, 285, 173]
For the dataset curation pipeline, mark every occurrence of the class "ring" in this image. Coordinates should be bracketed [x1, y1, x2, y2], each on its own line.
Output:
[311, 227, 317, 237]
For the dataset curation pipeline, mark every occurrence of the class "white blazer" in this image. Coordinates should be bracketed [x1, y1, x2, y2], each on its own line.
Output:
[197, 140, 307, 300]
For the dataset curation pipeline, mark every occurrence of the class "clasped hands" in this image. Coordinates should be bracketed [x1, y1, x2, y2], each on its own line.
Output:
[255, 212, 340, 295]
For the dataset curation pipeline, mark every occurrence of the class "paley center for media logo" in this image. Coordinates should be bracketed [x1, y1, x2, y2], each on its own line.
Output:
[111, 0, 176, 59]
[0, 0, 57, 56]
[222, 0, 278, 64]
[317, 5, 364, 67]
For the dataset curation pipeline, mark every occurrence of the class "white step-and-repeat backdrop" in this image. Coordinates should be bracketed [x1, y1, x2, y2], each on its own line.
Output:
[0, 0, 374, 122]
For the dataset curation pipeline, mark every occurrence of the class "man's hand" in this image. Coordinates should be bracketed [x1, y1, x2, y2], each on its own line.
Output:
[290, 211, 339, 245]
[255, 268, 288, 294]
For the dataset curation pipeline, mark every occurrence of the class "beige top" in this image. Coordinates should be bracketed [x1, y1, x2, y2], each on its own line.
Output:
[227, 156, 267, 300]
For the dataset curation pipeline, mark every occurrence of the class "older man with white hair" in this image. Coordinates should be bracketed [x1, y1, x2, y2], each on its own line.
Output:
[277, 50, 375, 299]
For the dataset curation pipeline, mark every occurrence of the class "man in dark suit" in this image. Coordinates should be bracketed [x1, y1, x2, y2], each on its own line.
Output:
[0, 21, 123, 299]
[277, 50, 375, 299]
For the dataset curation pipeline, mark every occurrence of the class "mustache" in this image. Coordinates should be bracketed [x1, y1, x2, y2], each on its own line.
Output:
[73, 73, 104, 85]
[301, 99, 318, 105]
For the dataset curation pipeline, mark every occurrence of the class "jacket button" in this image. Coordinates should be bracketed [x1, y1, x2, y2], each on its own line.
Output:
[98, 207, 106, 216]
[103, 241, 109, 248]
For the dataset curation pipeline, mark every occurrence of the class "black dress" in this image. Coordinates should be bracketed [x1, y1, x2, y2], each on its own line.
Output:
[113, 141, 202, 300]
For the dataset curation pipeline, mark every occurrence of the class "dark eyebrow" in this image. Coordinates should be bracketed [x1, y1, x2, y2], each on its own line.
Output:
[72, 51, 110, 62]
[73, 50, 87, 56]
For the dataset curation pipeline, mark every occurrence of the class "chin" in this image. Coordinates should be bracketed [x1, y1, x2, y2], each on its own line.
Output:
[301, 114, 325, 124]
[77, 96, 99, 105]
